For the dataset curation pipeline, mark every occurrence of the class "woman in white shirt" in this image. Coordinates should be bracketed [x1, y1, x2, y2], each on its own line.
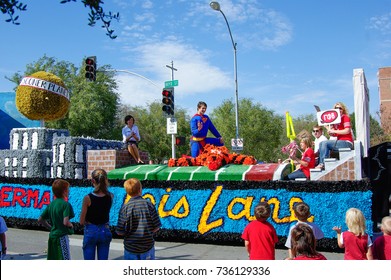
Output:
[122, 115, 144, 164]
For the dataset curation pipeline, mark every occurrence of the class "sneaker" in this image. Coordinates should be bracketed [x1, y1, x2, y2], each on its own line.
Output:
[315, 164, 324, 170]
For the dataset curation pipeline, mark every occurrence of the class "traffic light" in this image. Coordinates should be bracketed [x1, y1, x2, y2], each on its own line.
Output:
[175, 136, 186, 146]
[85, 56, 96, 81]
[162, 87, 174, 115]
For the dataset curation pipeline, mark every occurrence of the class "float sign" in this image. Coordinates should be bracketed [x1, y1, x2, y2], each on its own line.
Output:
[317, 109, 341, 126]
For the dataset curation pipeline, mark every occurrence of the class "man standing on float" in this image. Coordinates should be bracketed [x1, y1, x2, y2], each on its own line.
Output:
[190, 101, 224, 157]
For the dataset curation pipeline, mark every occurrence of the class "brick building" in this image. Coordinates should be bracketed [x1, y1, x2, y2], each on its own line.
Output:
[378, 67, 391, 134]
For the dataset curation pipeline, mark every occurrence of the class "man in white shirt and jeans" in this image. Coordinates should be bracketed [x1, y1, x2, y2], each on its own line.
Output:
[312, 125, 328, 165]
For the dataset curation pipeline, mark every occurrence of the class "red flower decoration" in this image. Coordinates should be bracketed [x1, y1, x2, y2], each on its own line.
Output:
[167, 145, 257, 170]
[243, 156, 257, 165]
[168, 158, 177, 167]
[177, 157, 190, 166]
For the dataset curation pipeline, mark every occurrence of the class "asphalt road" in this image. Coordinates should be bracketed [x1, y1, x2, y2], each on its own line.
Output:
[3, 228, 344, 260]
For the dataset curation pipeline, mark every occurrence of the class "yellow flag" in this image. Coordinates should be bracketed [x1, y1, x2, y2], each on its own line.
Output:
[285, 111, 296, 141]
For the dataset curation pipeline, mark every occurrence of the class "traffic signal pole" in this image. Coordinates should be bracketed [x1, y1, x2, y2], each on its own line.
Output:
[166, 61, 177, 159]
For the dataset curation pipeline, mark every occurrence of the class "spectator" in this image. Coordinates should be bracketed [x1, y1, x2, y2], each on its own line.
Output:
[122, 115, 144, 164]
[190, 101, 224, 158]
[116, 178, 161, 260]
[332, 207, 373, 260]
[372, 216, 391, 260]
[38, 179, 75, 260]
[316, 102, 354, 170]
[285, 202, 324, 258]
[312, 125, 328, 164]
[0, 216, 8, 260]
[288, 223, 327, 260]
[284, 137, 315, 180]
[241, 202, 278, 260]
[80, 169, 113, 260]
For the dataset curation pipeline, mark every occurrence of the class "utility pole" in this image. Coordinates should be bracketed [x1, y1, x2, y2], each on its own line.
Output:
[166, 61, 178, 159]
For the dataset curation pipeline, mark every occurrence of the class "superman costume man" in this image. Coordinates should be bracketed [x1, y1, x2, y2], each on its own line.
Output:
[190, 101, 224, 157]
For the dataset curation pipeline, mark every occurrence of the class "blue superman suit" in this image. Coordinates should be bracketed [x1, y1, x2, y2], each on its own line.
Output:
[190, 114, 223, 158]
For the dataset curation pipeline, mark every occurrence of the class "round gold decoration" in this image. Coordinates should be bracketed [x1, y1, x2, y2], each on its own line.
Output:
[15, 71, 70, 121]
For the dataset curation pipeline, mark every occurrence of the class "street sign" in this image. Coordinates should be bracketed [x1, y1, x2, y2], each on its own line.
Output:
[231, 138, 244, 151]
[167, 117, 177, 134]
[165, 80, 179, 87]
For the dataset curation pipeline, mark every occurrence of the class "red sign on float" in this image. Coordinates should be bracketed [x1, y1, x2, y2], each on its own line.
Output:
[317, 109, 341, 126]
[245, 163, 280, 181]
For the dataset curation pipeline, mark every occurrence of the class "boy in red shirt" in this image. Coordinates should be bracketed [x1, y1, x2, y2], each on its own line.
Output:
[241, 202, 278, 260]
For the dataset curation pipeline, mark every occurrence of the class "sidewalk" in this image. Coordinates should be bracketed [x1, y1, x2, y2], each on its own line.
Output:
[4, 228, 344, 260]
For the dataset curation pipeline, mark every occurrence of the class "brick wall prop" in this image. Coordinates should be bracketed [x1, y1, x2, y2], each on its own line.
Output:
[87, 149, 150, 178]
[318, 158, 356, 181]
[52, 136, 123, 179]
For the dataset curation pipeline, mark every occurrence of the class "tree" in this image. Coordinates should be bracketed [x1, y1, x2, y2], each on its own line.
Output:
[0, 0, 119, 39]
[7, 55, 120, 139]
[211, 98, 285, 162]
[65, 64, 119, 139]
[291, 114, 317, 137]
[116, 102, 191, 163]
[349, 112, 389, 146]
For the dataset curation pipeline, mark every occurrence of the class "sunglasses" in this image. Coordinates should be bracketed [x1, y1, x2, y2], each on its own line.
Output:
[335, 106, 343, 110]
[313, 130, 320, 132]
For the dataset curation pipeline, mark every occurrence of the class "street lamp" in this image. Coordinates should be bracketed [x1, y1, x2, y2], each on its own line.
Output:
[210, 1, 240, 143]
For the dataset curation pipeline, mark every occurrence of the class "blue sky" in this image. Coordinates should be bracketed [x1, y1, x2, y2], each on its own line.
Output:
[1, 0, 390, 119]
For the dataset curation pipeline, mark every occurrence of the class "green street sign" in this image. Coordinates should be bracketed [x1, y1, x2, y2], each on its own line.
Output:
[165, 80, 178, 87]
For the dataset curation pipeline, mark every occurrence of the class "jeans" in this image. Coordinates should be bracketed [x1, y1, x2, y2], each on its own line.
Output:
[286, 169, 306, 180]
[124, 246, 155, 260]
[318, 140, 353, 165]
[82, 223, 112, 260]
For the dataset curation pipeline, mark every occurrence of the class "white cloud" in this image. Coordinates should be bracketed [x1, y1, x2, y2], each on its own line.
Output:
[368, 13, 391, 34]
[116, 41, 231, 106]
[142, 0, 154, 9]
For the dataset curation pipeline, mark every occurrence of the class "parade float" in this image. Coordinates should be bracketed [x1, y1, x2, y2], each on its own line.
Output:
[0, 71, 385, 252]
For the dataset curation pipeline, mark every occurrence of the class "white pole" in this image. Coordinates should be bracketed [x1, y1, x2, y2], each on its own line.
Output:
[166, 61, 177, 159]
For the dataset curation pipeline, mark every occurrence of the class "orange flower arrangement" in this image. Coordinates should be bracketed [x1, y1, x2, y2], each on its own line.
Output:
[168, 144, 257, 170]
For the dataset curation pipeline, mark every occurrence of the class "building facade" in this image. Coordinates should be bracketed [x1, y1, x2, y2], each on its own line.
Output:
[378, 67, 391, 134]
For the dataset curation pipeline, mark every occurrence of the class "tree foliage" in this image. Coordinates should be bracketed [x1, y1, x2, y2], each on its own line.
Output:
[0, 0, 119, 38]
[349, 112, 389, 146]
[7, 55, 120, 139]
[64, 64, 119, 139]
[291, 114, 317, 137]
[211, 98, 285, 162]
